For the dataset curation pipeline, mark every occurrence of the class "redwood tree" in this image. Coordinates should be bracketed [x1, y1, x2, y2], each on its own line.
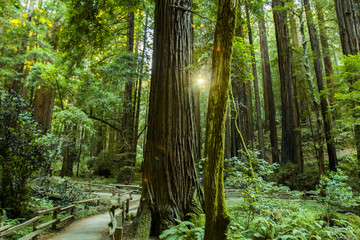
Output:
[303, 0, 338, 171]
[258, 13, 279, 163]
[130, 0, 203, 238]
[272, 0, 303, 170]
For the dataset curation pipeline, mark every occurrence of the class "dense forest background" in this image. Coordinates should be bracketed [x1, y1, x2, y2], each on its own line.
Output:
[0, 0, 360, 239]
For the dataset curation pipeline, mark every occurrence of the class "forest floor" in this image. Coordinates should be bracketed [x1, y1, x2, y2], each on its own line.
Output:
[39, 194, 141, 240]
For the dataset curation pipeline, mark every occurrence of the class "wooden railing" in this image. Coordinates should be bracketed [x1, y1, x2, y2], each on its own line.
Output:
[0, 184, 140, 240]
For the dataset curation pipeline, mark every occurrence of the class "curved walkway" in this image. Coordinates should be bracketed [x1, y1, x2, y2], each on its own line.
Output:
[40, 195, 141, 240]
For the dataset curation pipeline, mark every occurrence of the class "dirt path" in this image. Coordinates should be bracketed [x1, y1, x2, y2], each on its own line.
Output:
[40, 195, 140, 240]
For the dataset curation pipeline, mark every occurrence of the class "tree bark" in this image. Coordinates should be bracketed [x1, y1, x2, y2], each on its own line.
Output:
[334, 0, 360, 162]
[33, 86, 56, 133]
[298, 12, 326, 175]
[334, 0, 360, 58]
[245, 1, 264, 158]
[258, 14, 279, 163]
[118, 11, 136, 183]
[289, 12, 308, 122]
[272, 0, 303, 170]
[130, 1, 203, 238]
[61, 125, 78, 177]
[204, 0, 237, 239]
[314, 0, 335, 102]
[304, 0, 338, 172]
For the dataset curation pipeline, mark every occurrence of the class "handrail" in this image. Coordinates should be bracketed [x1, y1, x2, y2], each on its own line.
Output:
[0, 184, 139, 240]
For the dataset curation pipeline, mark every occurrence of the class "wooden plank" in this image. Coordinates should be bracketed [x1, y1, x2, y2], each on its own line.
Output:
[0, 216, 41, 237]
[60, 215, 75, 223]
[34, 219, 59, 230]
[0, 225, 12, 232]
[60, 205, 76, 212]
[73, 198, 102, 204]
[37, 207, 60, 216]
[110, 184, 141, 189]
[18, 230, 43, 240]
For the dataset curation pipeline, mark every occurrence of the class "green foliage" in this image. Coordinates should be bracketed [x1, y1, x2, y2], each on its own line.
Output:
[333, 54, 360, 135]
[159, 214, 205, 240]
[316, 170, 358, 224]
[228, 199, 360, 240]
[0, 91, 48, 218]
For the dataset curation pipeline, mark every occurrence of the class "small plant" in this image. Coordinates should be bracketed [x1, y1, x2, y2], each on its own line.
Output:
[159, 214, 205, 240]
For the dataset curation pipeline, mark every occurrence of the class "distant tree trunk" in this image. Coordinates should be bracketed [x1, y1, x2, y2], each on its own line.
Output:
[204, 1, 237, 239]
[245, 1, 264, 158]
[273, 0, 303, 170]
[231, 11, 252, 153]
[118, 11, 136, 183]
[304, 0, 337, 172]
[314, 0, 335, 102]
[245, 80, 254, 148]
[299, 13, 326, 175]
[130, 1, 203, 238]
[258, 14, 279, 163]
[61, 125, 77, 177]
[33, 86, 56, 133]
[289, 12, 308, 122]
[334, 0, 360, 162]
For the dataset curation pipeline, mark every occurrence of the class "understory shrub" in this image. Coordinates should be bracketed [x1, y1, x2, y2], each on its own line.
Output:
[0, 91, 48, 218]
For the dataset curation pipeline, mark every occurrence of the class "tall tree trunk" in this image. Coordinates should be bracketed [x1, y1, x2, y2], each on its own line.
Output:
[303, 0, 337, 171]
[204, 1, 237, 239]
[273, 0, 303, 170]
[231, 11, 252, 153]
[334, 0, 360, 162]
[61, 125, 77, 177]
[304, 0, 338, 172]
[298, 13, 326, 175]
[289, 12, 308, 122]
[130, 1, 203, 238]
[33, 86, 56, 133]
[258, 14, 279, 163]
[314, 0, 335, 102]
[118, 11, 136, 183]
[334, 0, 360, 58]
[245, 1, 264, 158]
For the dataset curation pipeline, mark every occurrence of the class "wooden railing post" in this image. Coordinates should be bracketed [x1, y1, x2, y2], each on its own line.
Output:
[112, 185, 116, 197]
[32, 214, 39, 240]
[121, 202, 125, 224]
[125, 199, 130, 220]
[52, 208, 58, 230]
[114, 227, 123, 240]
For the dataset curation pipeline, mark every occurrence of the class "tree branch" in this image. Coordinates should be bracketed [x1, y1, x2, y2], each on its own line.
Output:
[169, 5, 215, 23]
[81, 109, 121, 132]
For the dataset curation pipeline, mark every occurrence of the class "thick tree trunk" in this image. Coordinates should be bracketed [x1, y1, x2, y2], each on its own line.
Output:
[334, 0, 360, 161]
[299, 14, 326, 175]
[245, 1, 264, 158]
[273, 0, 303, 171]
[204, 1, 237, 239]
[304, 0, 338, 172]
[130, 1, 203, 238]
[334, 0, 360, 57]
[258, 15, 279, 163]
[33, 86, 56, 133]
